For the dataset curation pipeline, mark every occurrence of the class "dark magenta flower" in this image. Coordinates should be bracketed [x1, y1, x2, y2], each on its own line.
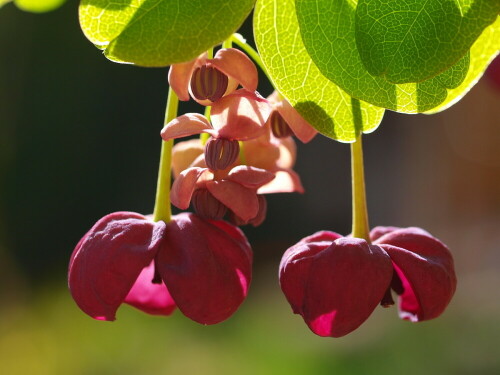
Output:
[69, 211, 252, 324]
[279, 227, 456, 337]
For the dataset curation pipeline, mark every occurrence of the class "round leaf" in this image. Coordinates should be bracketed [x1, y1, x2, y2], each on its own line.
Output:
[254, 0, 384, 142]
[79, 0, 255, 66]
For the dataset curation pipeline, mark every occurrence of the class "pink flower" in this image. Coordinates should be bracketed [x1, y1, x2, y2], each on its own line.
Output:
[279, 227, 456, 337]
[168, 48, 258, 105]
[266, 91, 317, 143]
[69, 212, 252, 324]
[161, 89, 272, 142]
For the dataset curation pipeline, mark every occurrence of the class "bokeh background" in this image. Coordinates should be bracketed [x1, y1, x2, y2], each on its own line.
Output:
[1, 2, 500, 374]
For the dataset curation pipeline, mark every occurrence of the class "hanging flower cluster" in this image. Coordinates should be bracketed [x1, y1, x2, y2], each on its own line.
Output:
[68, 46, 317, 325]
[279, 227, 457, 337]
[68, 40, 457, 338]
[163, 47, 316, 225]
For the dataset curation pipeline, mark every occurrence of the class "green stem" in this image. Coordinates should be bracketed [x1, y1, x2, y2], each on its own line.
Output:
[222, 38, 232, 49]
[152, 87, 179, 222]
[351, 135, 370, 242]
[229, 34, 273, 85]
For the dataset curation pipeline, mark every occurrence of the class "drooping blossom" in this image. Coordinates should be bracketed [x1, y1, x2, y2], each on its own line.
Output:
[168, 48, 258, 105]
[69, 211, 252, 324]
[266, 91, 318, 143]
[279, 226, 456, 337]
[161, 89, 272, 142]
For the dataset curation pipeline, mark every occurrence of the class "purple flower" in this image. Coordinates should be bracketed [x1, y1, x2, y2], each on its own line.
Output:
[69, 211, 252, 324]
[279, 227, 457, 337]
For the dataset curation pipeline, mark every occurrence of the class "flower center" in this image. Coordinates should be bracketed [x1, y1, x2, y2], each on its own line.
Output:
[204, 137, 240, 171]
[190, 64, 229, 102]
[268, 110, 294, 138]
[192, 188, 227, 220]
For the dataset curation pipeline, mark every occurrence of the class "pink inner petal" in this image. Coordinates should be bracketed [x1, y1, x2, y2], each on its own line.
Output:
[257, 169, 304, 194]
[170, 167, 210, 209]
[226, 166, 275, 189]
[125, 261, 176, 316]
[161, 113, 214, 141]
[211, 48, 258, 92]
[206, 180, 259, 221]
[275, 99, 317, 143]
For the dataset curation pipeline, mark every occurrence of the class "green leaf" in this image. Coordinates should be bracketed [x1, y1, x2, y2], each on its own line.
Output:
[14, 0, 66, 12]
[254, 0, 384, 142]
[425, 19, 500, 114]
[355, 0, 500, 84]
[79, 0, 255, 67]
[295, 0, 500, 113]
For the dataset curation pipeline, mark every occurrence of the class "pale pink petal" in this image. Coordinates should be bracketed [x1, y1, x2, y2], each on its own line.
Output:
[171, 167, 210, 209]
[206, 180, 259, 221]
[161, 113, 215, 141]
[226, 166, 275, 189]
[276, 99, 317, 143]
[258, 169, 304, 194]
[277, 136, 297, 169]
[171, 139, 205, 178]
[211, 89, 272, 140]
[125, 261, 176, 316]
[211, 48, 258, 92]
[241, 138, 280, 170]
[168, 53, 207, 101]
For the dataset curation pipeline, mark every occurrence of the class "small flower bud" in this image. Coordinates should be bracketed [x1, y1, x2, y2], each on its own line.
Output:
[205, 137, 240, 171]
[190, 65, 229, 102]
[192, 188, 227, 220]
[267, 110, 294, 138]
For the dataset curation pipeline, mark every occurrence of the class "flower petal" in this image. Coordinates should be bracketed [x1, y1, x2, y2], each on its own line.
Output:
[257, 169, 304, 194]
[211, 48, 258, 92]
[161, 113, 214, 141]
[374, 228, 457, 322]
[211, 89, 272, 140]
[275, 99, 317, 143]
[170, 167, 210, 209]
[171, 139, 205, 178]
[168, 53, 207, 101]
[156, 213, 252, 324]
[226, 165, 275, 189]
[124, 261, 176, 316]
[68, 212, 166, 321]
[301, 238, 393, 337]
[206, 180, 259, 221]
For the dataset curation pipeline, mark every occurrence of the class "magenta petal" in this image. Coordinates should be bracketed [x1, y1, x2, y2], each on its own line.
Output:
[156, 213, 252, 324]
[206, 180, 259, 221]
[68, 212, 166, 321]
[124, 261, 176, 316]
[211, 48, 258, 92]
[161, 113, 214, 141]
[170, 167, 210, 209]
[375, 228, 457, 322]
[211, 90, 272, 140]
[280, 237, 393, 337]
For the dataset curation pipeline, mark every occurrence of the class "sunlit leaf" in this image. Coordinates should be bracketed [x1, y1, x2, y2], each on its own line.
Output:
[295, 0, 500, 113]
[425, 19, 500, 114]
[79, 0, 255, 66]
[14, 0, 66, 13]
[254, 0, 384, 142]
[355, 0, 499, 84]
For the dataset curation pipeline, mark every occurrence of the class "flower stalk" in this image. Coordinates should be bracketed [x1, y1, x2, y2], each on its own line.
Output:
[153, 86, 179, 222]
[351, 134, 370, 242]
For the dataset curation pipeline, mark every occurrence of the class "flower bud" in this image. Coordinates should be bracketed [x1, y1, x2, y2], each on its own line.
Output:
[204, 137, 240, 171]
[192, 188, 227, 220]
[190, 65, 229, 102]
[267, 110, 294, 138]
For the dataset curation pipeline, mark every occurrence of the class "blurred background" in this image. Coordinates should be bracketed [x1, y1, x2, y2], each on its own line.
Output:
[1, 1, 499, 374]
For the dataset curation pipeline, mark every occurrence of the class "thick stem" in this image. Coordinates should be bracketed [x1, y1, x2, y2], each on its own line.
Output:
[351, 135, 370, 242]
[152, 87, 179, 222]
